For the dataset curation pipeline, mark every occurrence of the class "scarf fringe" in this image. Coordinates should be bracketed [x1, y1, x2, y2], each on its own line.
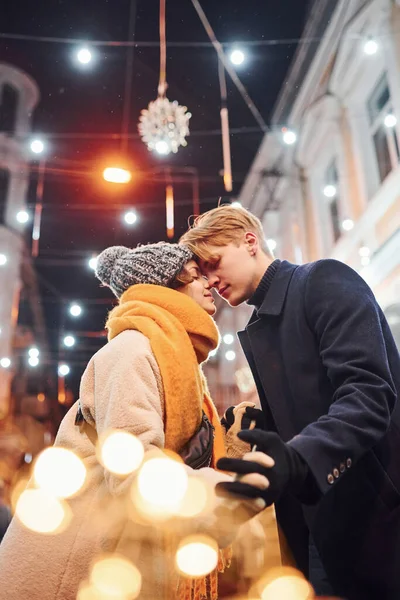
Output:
[177, 547, 233, 600]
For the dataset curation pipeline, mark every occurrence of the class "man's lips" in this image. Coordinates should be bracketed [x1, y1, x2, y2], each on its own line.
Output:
[218, 286, 229, 297]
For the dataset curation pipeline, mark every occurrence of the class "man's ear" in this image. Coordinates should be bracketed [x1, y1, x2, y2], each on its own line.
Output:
[244, 232, 258, 255]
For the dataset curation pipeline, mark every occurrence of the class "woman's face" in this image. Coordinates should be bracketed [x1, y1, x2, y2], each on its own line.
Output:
[178, 260, 216, 316]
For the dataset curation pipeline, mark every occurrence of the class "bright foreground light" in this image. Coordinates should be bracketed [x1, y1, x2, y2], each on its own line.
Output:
[266, 238, 277, 252]
[230, 49, 245, 66]
[69, 303, 82, 317]
[58, 364, 70, 377]
[34, 447, 86, 498]
[155, 140, 171, 155]
[63, 335, 76, 348]
[99, 430, 144, 476]
[384, 114, 397, 128]
[103, 167, 132, 184]
[176, 536, 219, 578]
[178, 477, 211, 518]
[359, 246, 370, 257]
[30, 139, 45, 154]
[77, 47, 92, 64]
[223, 334, 234, 345]
[88, 257, 98, 271]
[282, 129, 297, 145]
[0, 253, 7, 266]
[342, 218, 354, 231]
[0, 357, 11, 369]
[16, 210, 30, 224]
[364, 39, 378, 56]
[225, 350, 236, 361]
[323, 184, 337, 198]
[137, 457, 188, 513]
[260, 574, 313, 600]
[90, 555, 142, 599]
[28, 356, 40, 367]
[124, 210, 137, 225]
[15, 488, 69, 534]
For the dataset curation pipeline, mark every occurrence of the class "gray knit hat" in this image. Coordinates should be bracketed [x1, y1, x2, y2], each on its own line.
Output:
[95, 242, 193, 298]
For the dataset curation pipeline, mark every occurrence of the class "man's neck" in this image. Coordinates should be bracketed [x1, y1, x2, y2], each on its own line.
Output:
[251, 254, 275, 296]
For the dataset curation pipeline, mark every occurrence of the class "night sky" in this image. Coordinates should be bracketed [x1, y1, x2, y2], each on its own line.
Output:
[2, 0, 309, 404]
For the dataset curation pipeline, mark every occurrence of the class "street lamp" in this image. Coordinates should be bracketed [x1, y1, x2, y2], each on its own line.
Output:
[103, 167, 132, 184]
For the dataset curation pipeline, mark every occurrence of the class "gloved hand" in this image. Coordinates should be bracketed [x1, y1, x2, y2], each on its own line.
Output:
[221, 403, 264, 432]
[216, 430, 310, 506]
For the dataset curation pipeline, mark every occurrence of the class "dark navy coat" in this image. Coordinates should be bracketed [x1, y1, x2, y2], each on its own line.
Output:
[238, 259, 400, 600]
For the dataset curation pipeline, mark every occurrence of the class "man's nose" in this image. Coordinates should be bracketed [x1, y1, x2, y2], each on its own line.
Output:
[207, 274, 219, 288]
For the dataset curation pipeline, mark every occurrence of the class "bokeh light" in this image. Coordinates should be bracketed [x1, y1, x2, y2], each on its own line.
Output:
[135, 456, 188, 516]
[33, 447, 86, 498]
[90, 555, 142, 599]
[15, 488, 70, 534]
[98, 430, 144, 476]
[176, 535, 219, 578]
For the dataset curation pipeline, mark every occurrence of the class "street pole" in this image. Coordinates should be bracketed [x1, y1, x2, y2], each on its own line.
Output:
[31, 158, 46, 258]
[218, 59, 233, 193]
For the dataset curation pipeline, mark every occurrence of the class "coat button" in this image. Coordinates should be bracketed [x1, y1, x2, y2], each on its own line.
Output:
[339, 463, 345, 473]
[333, 468, 340, 478]
[327, 473, 335, 484]
[346, 458, 352, 468]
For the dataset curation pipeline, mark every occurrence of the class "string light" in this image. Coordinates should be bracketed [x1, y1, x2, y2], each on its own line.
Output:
[28, 356, 40, 367]
[103, 167, 132, 184]
[223, 333, 234, 345]
[16, 210, 30, 224]
[0, 358, 11, 369]
[225, 350, 236, 361]
[88, 256, 98, 271]
[76, 47, 92, 65]
[69, 303, 82, 317]
[63, 335, 76, 348]
[384, 113, 397, 128]
[342, 218, 354, 231]
[123, 210, 138, 225]
[230, 49, 245, 66]
[266, 238, 277, 252]
[363, 38, 378, 56]
[58, 364, 70, 377]
[30, 139, 45, 154]
[282, 128, 297, 145]
[323, 184, 337, 198]
[0, 253, 7, 266]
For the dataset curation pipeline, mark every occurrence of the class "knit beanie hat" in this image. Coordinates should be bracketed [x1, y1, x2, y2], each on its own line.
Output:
[95, 242, 193, 298]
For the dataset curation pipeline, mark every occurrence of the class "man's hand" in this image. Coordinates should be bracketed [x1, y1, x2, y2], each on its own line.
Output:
[216, 430, 310, 506]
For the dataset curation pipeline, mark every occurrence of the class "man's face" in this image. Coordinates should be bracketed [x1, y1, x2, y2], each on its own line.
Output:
[198, 241, 258, 307]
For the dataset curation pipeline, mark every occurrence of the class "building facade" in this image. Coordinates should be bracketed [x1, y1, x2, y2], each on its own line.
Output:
[0, 64, 39, 417]
[208, 0, 400, 412]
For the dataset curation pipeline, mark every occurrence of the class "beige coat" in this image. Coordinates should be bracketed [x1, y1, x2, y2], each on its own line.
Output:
[0, 330, 282, 600]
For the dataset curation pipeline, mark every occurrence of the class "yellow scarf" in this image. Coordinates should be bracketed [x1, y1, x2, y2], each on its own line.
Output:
[106, 284, 231, 599]
[106, 284, 226, 466]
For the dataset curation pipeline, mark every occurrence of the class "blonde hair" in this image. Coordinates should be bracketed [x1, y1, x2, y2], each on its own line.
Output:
[180, 205, 272, 261]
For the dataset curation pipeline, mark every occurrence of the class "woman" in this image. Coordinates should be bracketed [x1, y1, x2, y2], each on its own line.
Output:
[0, 242, 281, 600]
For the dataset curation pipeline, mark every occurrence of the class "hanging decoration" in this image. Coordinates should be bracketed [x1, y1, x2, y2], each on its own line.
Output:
[138, 0, 191, 155]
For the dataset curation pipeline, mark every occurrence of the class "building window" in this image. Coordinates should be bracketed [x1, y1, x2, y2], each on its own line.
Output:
[324, 161, 341, 243]
[0, 169, 10, 224]
[0, 84, 19, 135]
[367, 74, 400, 183]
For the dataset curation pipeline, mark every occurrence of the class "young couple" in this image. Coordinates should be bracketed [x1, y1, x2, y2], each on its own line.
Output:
[1, 204, 400, 600]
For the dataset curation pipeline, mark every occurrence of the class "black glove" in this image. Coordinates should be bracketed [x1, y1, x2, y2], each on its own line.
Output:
[216, 430, 313, 506]
[220, 406, 235, 432]
[241, 406, 266, 430]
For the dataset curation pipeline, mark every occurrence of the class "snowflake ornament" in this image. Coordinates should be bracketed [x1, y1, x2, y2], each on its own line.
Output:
[138, 97, 191, 155]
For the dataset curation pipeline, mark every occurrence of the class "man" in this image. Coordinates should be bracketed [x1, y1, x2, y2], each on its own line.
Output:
[180, 205, 400, 600]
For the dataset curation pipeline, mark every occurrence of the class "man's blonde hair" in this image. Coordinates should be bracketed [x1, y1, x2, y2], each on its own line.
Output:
[180, 205, 272, 261]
